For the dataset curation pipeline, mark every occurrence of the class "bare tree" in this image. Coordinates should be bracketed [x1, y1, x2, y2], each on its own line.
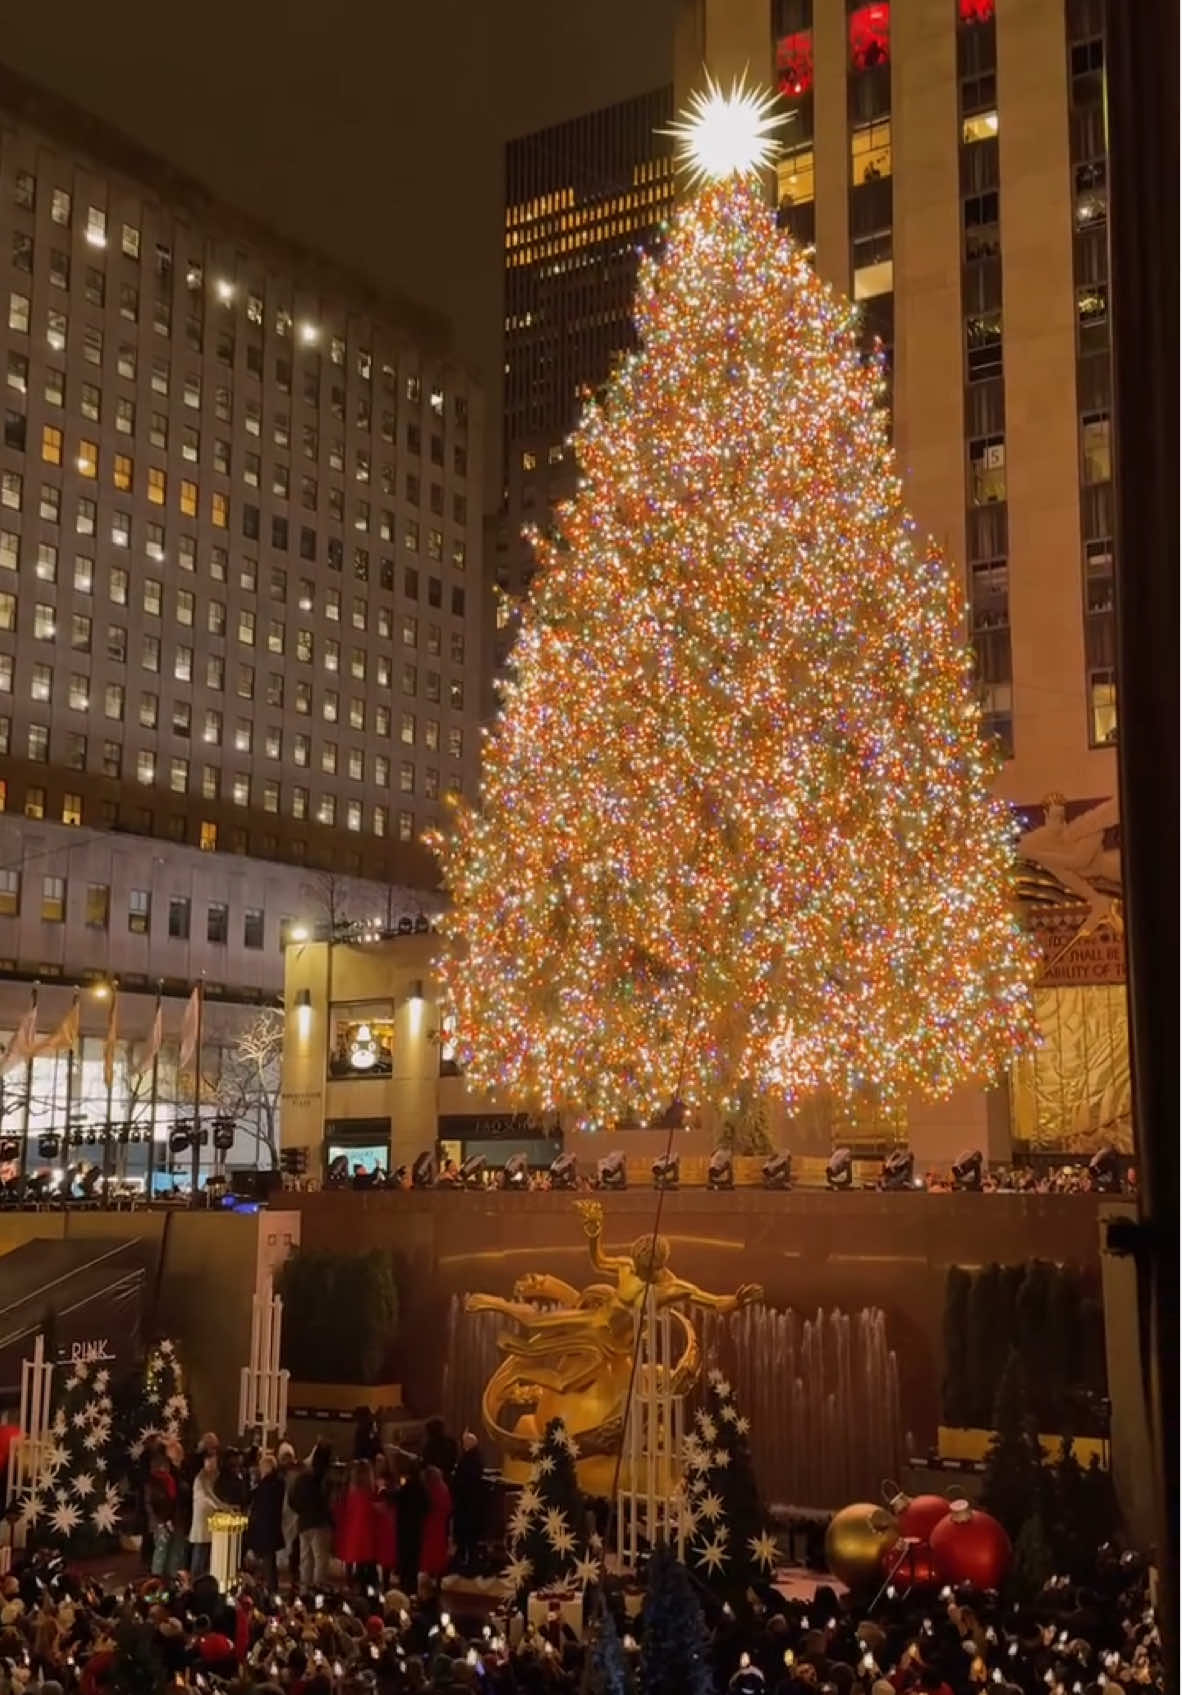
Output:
[209, 1007, 284, 1170]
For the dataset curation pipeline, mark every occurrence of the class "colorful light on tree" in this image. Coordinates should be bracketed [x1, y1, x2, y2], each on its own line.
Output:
[431, 85, 1036, 1130]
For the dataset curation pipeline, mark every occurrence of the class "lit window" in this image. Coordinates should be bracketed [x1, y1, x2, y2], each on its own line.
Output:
[852, 231, 893, 299]
[68, 674, 90, 710]
[113, 454, 133, 493]
[41, 425, 63, 465]
[42, 876, 66, 921]
[122, 223, 140, 259]
[968, 435, 1006, 505]
[200, 821, 218, 852]
[1089, 669, 1117, 745]
[147, 466, 166, 505]
[33, 603, 55, 639]
[8, 292, 29, 334]
[85, 205, 107, 247]
[775, 27, 814, 97]
[521, 449, 537, 471]
[1076, 283, 1109, 353]
[25, 787, 46, 819]
[849, 2, 889, 70]
[180, 479, 198, 517]
[317, 794, 336, 826]
[77, 440, 98, 479]
[962, 109, 998, 144]
[212, 491, 228, 528]
[1081, 411, 1111, 484]
[31, 663, 52, 702]
[850, 119, 891, 185]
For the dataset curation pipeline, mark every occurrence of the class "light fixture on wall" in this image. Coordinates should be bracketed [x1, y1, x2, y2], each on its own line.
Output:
[294, 987, 313, 1041]
[408, 980, 424, 1001]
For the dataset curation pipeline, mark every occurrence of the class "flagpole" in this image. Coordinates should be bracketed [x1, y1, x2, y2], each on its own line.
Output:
[101, 988, 116, 1205]
[17, 983, 38, 1189]
[146, 981, 162, 1203]
[61, 989, 79, 1212]
[189, 982, 204, 1208]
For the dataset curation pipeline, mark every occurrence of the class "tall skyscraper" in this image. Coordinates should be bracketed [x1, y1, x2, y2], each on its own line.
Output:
[0, 65, 480, 1178]
[490, 88, 675, 677]
[670, 0, 1124, 1166]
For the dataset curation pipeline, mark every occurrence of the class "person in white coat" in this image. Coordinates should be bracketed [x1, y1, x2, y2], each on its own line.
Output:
[189, 1450, 228, 1580]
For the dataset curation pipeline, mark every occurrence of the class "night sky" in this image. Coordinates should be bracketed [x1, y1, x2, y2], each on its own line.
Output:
[1, 0, 674, 485]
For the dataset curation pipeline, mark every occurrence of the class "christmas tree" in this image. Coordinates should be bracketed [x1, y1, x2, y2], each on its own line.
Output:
[638, 1542, 715, 1695]
[683, 1369, 778, 1605]
[582, 1594, 633, 1695]
[432, 76, 1036, 1131]
[980, 1349, 1041, 1540]
[19, 1359, 123, 1554]
[123, 1338, 193, 1463]
[503, 1417, 598, 1598]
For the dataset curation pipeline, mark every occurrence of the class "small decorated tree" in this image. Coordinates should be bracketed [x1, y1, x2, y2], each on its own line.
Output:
[503, 1417, 598, 1599]
[123, 1338, 193, 1463]
[683, 1369, 778, 1606]
[582, 1594, 633, 1695]
[980, 1349, 1041, 1539]
[20, 1360, 123, 1554]
[638, 1542, 714, 1695]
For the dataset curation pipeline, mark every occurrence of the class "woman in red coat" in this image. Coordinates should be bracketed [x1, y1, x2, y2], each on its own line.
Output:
[419, 1464, 452, 1578]
[372, 1451, 398, 1585]
[335, 1459, 377, 1579]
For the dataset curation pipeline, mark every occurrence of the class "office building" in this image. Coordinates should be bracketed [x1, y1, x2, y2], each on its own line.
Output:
[0, 64, 485, 879]
[490, 88, 675, 677]
[0, 65, 482, 1180]
[668, 0, 1123, 1164]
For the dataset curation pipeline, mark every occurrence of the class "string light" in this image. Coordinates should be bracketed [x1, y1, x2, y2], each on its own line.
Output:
[430, 118, 1037, 1132]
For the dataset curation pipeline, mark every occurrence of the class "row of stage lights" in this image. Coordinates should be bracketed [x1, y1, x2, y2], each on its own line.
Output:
[398, 1142, 1127, 1194]
[0, 1115, 239, 1165]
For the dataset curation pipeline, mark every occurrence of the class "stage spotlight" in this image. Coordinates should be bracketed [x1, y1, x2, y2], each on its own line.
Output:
[212, 1116, 237, 1152]
[397, 916, 414, 935]
[38, 1133, 60, 1161]
[652, 1153, 680, 1191]
[706, 1147, 734, 1191]
[880, 1148, 915, 1191]
[459, 1153, 486, 1188]
[414, 913, 431, 933]
[168, 1126, 191, 1155]
[503, 1153, 530, 1189]
[325, 1154, 350, 1188]
[596, 1150, 627, 1191]
[79, 1166, 104, 1202]
[761, 1150, 793, 1190]
[85, 1128, 98, 1147]
[549, 1151, 578, 1190]
[0, 1138, 18, 1163]
[25, 1170, 52, 1202]
[411, 1151, 436, 1188]
[1088, 1144, 1122, 1194]
[826, 1147, 854, 1190]
[952, 1148, 984, 1192]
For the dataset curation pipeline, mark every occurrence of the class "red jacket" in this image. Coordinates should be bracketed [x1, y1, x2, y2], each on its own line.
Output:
[420, 1474, 452, 1577]
[335, 1482, 377, 1565]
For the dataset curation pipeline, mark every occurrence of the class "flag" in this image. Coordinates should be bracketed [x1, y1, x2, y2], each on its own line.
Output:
[102, 994, 119, 1091]
[0, 1008, 37, 1078]
[178, 986, 201, 1073]
[137, 1003, 164, 1079]
[35, 1002, 79, 1059]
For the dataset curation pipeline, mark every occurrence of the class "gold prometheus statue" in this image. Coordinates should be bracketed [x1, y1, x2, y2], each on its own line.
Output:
[465, 1199, 764, 1494]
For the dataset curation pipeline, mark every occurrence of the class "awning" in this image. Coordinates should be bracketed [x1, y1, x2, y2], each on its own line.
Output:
[0, 1237, 147, 1401]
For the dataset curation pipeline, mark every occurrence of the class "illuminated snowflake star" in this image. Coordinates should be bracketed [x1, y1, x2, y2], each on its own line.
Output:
[661, 72, 788, 188]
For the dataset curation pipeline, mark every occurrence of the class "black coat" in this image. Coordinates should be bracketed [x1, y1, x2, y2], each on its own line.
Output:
[451, 1447, 486, 1532]
[245, 1469, 287, 1556]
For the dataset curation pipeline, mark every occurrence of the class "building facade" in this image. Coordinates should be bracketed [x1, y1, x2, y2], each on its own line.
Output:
[0, 65, 485, 880]
[490, 88, 676, 677]
[0, 823, 434, 1188]
[670, 0, 1124, 1165]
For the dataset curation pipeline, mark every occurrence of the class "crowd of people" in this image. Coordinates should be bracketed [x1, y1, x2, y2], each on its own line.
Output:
[0, 1523, 1163, 1694]
[136, 1417, 491, 1600]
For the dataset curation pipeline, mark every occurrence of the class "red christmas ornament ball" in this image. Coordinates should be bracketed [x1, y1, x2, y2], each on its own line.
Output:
[880, 1535, 939, 1588]
[888, 1490, 952, 1543]
[929, 1499, 1012, 1589]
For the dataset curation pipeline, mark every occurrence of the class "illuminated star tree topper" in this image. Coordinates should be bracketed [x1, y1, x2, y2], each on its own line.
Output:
[661, 71, 789, 186]
[431, 82, 1037, 1132]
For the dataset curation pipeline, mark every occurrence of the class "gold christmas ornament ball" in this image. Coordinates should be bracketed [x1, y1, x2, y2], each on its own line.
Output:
[825, 1502, 900, 1587]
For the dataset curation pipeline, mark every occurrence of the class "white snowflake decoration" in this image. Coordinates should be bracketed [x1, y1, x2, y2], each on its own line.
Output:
[748, 1530, 779, 1571]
